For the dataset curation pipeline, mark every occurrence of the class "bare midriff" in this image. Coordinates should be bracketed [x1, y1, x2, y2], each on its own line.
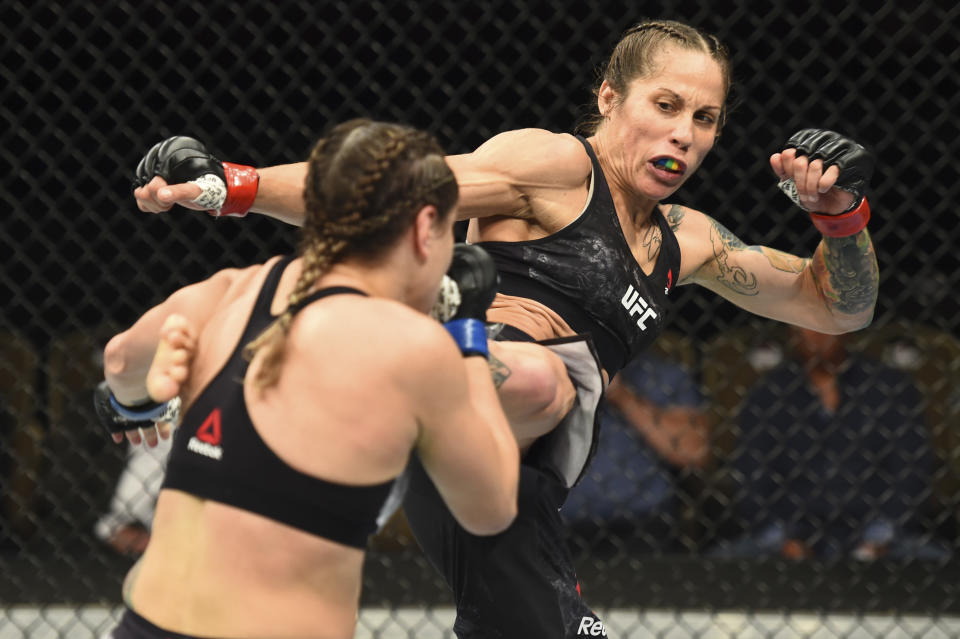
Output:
[129, 491, 363, 639]
[486, 292, 576, 341]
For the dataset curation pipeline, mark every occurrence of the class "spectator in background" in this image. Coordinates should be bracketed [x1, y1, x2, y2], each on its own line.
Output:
[562, 349, 710, 552]
[712, 326, 949, 561]
[94, 438, 170, 556]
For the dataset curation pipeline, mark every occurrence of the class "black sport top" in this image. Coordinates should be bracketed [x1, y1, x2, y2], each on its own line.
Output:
[478, 135, 682, 377]
[162, 256, 397, 549]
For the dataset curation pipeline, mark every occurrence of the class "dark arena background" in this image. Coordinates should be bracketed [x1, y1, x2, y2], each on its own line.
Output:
[2, 1, 959, 637]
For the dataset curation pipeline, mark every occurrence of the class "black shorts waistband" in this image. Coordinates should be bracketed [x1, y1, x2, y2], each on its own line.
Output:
[112, 607, 212, 639]
[494, 324, 536, 343]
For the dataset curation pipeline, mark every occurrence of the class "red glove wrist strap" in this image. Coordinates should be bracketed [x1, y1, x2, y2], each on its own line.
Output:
[220, 162, 260, 218]
[810, 197, 870, 237]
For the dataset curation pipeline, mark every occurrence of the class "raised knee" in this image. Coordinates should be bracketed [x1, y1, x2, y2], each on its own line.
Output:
[516, 348, 575, 426]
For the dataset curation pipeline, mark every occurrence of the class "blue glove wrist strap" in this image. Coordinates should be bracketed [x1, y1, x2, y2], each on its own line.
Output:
[108, 394, 170, 421]
[444, 319, 489, 358]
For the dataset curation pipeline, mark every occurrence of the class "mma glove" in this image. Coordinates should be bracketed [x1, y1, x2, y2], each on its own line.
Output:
[436, 244, 500, 358]
[133, 136, 259, 217]
[778, 129, 875, 237]
[93, 380, 181, 436]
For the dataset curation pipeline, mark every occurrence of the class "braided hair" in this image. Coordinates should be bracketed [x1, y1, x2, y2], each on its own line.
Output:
[245, 119, 458, 389]
[579, 19, 733, 135]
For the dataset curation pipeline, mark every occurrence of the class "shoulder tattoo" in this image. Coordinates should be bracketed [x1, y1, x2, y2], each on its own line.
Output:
[664, 204, 685, 232]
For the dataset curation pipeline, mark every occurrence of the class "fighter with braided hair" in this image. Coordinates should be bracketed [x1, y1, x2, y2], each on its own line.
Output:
[98, 119, 521, 639]
[132, 18, 879, 639]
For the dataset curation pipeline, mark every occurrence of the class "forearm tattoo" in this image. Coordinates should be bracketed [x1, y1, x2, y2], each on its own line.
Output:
[709, 219, 759, 296]
[760, 247, 807, 274]
[814, 231, 879, 315]
[487, 352, 512, 389]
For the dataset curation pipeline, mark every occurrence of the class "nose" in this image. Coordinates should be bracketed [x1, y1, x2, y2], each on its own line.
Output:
[670, 118, 694, 151]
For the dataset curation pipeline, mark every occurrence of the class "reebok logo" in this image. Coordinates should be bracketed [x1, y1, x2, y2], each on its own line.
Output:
[188, 408, 223, 460]
[621, 284, 658, 330]
[577, 616, 607, 636]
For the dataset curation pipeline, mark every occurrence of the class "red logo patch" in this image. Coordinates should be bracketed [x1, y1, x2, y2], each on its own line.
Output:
[196, 408, 222, 445]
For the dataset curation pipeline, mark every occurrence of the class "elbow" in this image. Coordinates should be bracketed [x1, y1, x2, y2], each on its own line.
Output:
[458, 466, 519, 536]
[825, 309, 875, 335]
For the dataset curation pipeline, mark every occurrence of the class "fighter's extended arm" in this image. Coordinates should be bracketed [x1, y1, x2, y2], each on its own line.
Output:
[681, 129, 878, 333]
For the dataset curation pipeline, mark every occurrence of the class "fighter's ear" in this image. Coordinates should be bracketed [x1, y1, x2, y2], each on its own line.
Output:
[597, 80, 618, 118]
[412, 204, 440, 260]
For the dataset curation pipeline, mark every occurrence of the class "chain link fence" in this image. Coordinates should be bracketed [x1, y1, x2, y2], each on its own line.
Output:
[2, 0, 958, 637]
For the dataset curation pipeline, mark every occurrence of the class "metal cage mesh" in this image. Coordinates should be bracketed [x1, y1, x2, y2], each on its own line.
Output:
[1, 1, 958, 637]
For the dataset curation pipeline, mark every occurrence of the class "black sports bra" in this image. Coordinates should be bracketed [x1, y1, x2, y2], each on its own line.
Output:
[478, 135, 682, 376]
[162, 256, 399, 549]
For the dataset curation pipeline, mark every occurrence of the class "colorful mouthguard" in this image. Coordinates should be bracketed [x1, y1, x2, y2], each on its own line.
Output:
[655, 158, 681, 172]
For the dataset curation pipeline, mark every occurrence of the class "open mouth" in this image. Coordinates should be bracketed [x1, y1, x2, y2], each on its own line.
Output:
[651, 157, 686, 176]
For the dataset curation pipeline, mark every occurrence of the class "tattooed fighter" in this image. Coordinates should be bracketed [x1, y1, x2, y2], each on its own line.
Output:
[132, 19, 878, 639]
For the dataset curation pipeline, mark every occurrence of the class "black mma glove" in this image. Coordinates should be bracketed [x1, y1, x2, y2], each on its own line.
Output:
[133, 136, 259, 217]
[779, 129, 874, 211]
[93, 380, 181, 436]
[447, 243, 500, 320]
[779, 129, 875, 237]
[433, 244, 500, 357]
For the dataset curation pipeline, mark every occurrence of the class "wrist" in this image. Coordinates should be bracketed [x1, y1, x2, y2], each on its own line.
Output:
[106, 380, 154, 408]
[107, 393, 169, 421]
[444, 318, 489, 358]
[219, 162, 260, 217]
[810, 196, 870, 237]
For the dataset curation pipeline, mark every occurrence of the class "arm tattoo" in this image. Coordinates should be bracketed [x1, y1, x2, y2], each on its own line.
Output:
[814, 232, 879, 315]
[487, 352, 512, 389]
[664, 204, 685, 232]
[641, 222, 662, 261]
[760, 247, 807, 274]
[709, 218, 759, 296]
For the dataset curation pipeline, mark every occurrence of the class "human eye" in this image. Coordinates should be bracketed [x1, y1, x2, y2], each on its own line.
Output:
[695, 111, 717, 125]
[656, 100, 675, 112]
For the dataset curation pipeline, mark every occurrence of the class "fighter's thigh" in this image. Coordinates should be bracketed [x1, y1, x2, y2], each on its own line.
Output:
[487, 341, 576, 446]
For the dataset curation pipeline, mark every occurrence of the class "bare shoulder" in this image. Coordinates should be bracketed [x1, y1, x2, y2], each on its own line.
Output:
[293, 297, 457, 367]
[658, 202, 715, 244]
[166, 259, 266, 308]
[659, 203, 737, 284]
[214, 260, 270, 288]
[465, 129, 591, 185]
[205, 257, 282, 302]
[479, 128, 583, 154]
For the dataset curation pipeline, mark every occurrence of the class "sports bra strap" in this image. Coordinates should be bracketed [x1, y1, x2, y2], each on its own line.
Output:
[252, 255, 297, 319]
[286, 286, 368, 316]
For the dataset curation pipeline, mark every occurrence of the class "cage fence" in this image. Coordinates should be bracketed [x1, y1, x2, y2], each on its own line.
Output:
[1, 1, 958, 637]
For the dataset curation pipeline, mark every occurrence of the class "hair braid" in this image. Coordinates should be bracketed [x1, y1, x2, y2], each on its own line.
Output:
[244, 119, 458, 390]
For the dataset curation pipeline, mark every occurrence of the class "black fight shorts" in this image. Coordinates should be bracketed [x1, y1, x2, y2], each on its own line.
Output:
[109, 608, 202, 639]
[401, 329, 608, 639]
[403, 458, 605, 639]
